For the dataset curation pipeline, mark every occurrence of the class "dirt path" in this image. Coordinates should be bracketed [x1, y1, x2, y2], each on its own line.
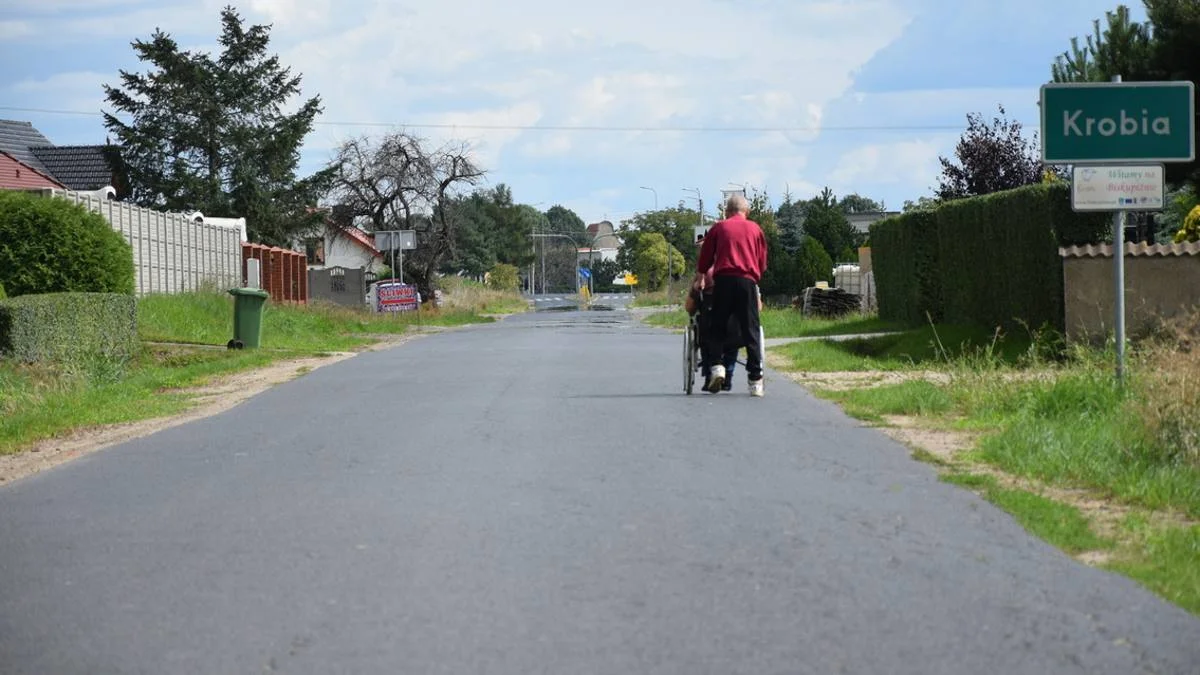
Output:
[0, 333, 422, 487]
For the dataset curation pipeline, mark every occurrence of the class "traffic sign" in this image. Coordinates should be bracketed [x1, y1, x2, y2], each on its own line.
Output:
[1040, 81, 1195, 163]
[1070, 165, 1165, 212]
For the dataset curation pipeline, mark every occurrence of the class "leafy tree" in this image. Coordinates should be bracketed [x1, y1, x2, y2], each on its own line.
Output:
[445, 192, 496, 277]
[582, 258, 622, 293]
[327, 131, 485, 300]
[619, 205, 700, 271]
[902, 196, 939, 212]
[795, 236, 834, 290]
[102, 5, 331, 245]
[544, 205, 586, 236]
[802, 188, 859, 261]
[838, 194, 885, 214]
[630, 232, 684, 292]
[936, 105, 1043, 201]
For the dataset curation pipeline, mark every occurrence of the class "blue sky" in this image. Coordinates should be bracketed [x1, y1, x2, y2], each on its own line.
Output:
[0, 0, 1144, 225]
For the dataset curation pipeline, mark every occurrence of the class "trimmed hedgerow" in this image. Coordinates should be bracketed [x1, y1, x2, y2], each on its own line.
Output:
[870, 183, 1109, 332]
[0, 293, 138, 364]
[0, 191, 134, 297]
[870, 209, 941, 326]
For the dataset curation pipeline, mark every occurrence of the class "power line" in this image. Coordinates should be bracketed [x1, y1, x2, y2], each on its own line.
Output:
[0, 105, 1000, 133]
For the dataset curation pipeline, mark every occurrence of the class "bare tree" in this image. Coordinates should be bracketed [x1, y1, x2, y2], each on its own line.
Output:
[326, 131, 484, 299]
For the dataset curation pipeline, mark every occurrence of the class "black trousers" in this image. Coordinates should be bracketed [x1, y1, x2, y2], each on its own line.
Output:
[704, 275, 763, 380]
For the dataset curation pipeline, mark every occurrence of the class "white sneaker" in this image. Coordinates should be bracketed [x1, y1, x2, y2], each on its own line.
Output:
[705, 364, 726, 393]
[749, 378, 764, 397]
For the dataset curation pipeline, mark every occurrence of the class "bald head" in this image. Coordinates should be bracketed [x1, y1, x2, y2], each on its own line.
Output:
[725, 194, 750, 217]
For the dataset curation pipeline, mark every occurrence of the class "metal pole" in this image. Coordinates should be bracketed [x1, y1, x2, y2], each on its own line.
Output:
[1112, 75, 1126, 384]
[399, 247, 404, 285]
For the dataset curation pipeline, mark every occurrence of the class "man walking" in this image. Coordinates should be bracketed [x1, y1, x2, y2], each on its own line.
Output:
[695, 194, 767, 396]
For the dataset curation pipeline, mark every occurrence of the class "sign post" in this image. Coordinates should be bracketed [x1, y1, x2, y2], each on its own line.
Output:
[375, 230, 417, 283]
[1041, 76, 1195, 383]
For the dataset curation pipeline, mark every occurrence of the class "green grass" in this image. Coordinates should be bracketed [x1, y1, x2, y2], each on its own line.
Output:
[2, 282, 525, 456]
[1108, 516, 1200, 615]
[814, 380, 954, 424]
[138, 291, 495, 351]
[942, 473, 1114, 555]
[759, 312, 906, 339]
[643, 307, 908, 338]
[0, 346, 280, 455]
[772, 323, 1037, 373]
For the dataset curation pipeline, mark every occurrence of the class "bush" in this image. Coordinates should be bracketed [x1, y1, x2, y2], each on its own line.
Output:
[1174, 205, 1200, 243]
[486, 263, 520, 292]
[0, 282, 6, 300]
[795, 236, 834, 290]
[0, 191, 134, 297]
[0, 293, 138, 364]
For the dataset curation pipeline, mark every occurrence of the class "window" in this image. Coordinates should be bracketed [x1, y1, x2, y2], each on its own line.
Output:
[304, 237, 325, 265]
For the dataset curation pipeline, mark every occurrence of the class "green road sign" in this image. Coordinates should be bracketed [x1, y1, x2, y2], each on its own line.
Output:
[1040, 81, 1195, 163]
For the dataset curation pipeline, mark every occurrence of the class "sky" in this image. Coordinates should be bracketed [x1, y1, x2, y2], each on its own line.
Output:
[0, 0, 1146, 226]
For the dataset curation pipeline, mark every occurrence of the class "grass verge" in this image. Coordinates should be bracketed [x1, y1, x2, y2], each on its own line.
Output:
[768, 314, 1200, 615]
[3, 281, 527, 456]
[0, 346, 278, 454]
[643, 307, 910, 339]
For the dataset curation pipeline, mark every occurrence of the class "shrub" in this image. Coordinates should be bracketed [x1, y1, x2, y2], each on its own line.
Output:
[1173, 205, 1200, 243]
[486, 263, 520, 292]
[0, 293, 138, 364]
[0, 191, 134, 297]
[0, 282, 6, 300]
[795, 236, 834, 290]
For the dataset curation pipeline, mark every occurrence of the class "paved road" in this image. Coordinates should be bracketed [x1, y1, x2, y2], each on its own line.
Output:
[1, 306, 1197, 674]
[530, 292, 634, 311]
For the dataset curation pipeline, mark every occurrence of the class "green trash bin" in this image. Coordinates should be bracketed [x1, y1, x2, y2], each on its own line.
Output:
[227, 287, 270, 349]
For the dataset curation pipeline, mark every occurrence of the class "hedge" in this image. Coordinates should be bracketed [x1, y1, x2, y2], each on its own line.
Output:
[0, 293, 138, 364]
[870, 209, 941, 325]
[0, 190, 134, 297]
[870, 183, 1109, 331]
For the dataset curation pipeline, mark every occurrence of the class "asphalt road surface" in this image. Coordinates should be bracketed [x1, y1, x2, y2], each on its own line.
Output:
[1, 306, 1197, 674]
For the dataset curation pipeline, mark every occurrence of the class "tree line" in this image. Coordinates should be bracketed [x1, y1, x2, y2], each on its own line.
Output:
[97, 2, 1200, 304]
[925, 1, 1199, 243]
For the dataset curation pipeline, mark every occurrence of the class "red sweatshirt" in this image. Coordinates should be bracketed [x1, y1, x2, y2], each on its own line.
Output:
[696, 213, 767, 283]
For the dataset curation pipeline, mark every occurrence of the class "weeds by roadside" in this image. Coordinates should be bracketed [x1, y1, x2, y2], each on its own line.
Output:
[769, 310, 1200, 615]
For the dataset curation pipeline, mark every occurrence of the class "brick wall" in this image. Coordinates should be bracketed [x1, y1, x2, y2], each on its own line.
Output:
[242, 243, 307, 303]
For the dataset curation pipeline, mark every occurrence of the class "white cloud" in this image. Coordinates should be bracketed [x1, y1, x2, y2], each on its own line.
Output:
[829, 138, 946, 188]
[0, 21, 33, 40]
[5, 0, 1081, 220]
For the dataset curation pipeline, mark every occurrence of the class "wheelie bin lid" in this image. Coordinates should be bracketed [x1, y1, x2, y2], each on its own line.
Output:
[228, 287, 270, 298]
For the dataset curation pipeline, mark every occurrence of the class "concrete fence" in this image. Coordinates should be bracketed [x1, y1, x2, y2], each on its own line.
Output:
[35, 188, 242, 295]
[1061, 241, 1200, 342]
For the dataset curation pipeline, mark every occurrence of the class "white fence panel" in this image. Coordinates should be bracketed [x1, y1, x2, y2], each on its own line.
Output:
[39, 189, 242, 295]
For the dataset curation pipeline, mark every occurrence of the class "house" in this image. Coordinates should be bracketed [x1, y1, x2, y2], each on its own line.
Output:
[578, 220, 620, 264]
[846, 210, 901, 234]
[294, 206, 386, 274]
[0, 151, 66, 190]
[0, 120, 127, 198]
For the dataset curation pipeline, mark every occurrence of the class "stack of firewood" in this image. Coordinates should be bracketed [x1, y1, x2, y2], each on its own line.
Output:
[793, 286, 862, 318]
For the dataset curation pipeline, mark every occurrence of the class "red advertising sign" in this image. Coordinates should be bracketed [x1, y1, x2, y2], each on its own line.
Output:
[377, 281, 419, 312]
